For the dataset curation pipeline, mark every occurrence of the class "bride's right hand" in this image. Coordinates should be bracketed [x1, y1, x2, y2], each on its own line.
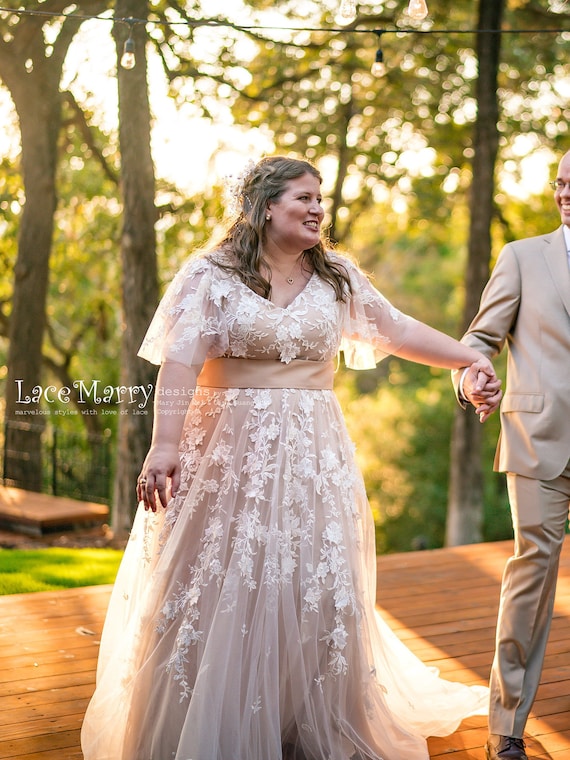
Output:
[137, 443, 181, 512]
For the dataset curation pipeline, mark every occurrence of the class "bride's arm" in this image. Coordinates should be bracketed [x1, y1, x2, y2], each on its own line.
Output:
[394, 319, 492, 372]
[137, 360, 200, 512]
[338, 261, 501, 419]
[394, 321, 502, 421]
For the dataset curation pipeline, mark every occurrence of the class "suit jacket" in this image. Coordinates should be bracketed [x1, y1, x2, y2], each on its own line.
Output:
[458, 225, 570, 481]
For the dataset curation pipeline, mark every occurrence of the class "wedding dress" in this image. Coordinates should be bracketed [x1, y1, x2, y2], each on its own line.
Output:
[81, 253, 487, 760]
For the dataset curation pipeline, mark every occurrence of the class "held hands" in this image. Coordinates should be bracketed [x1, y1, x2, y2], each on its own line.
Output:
[136, 443, 181, 512]
[462, 358, 503, 423]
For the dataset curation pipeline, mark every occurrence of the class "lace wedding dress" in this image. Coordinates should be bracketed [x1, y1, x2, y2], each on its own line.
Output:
[81, 253, 487, 760]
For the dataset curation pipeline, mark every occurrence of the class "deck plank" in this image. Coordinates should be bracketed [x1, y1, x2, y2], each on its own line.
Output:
[1, 538, 570, 758]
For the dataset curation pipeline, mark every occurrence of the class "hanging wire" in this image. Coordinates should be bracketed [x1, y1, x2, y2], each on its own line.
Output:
[0, 6, 566, 37]
[0, 6, 566, 86]
[0, 2, 566, 78]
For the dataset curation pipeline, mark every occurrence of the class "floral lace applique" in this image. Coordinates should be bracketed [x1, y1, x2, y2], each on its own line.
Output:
[158, 513, 226, 701]
[142, 254, 415, 701]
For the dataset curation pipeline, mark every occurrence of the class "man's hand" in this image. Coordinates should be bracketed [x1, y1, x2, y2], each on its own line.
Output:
[462, 359, 502, 422]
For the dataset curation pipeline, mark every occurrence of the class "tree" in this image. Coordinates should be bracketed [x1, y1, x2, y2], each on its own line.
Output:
[445, 0, 505, 546]
[445, 0, 570, 545]
[1, 0, 566, 544]
[138, 0, 568, 546]
[112, 1, 159, 536]
[0, 0, 110, 490]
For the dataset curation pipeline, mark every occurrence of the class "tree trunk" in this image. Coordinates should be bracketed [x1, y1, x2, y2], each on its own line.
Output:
[1, 2, 110, 491]
[111, 1, 160, 537]
[1, 52, 62, 491]
[329, 98, 354, 244]
[445, 0, 504, 546]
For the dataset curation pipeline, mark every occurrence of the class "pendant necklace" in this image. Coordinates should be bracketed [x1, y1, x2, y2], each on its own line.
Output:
[267, 254, 304, 285]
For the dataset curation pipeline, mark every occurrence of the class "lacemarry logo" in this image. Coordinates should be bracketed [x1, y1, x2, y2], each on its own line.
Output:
[13, 379, 154, 410]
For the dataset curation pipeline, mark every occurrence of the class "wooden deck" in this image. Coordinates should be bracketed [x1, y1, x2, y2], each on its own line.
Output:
[1, 538, 570, 759]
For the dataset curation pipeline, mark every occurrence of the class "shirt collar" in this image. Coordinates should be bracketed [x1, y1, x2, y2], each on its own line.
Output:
[563, 225, 570, 266]
[563, 224, 570, 249]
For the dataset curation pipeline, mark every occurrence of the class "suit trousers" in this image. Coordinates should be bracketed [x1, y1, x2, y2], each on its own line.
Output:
[489, 459, 570, 737]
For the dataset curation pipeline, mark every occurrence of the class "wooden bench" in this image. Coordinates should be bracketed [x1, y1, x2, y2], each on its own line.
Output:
[0, 486, 109, 536]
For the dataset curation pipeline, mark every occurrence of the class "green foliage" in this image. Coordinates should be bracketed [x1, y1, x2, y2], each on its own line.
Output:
[333, 190, 513, 553]
[0, 547, 123, 595]
[2, 0, 566, 550]
[337, 361, 511, 554]
[155, 179, 229, 283]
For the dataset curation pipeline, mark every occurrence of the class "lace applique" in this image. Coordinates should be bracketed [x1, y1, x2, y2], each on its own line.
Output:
[83, 251, 490, 760]
[142, 254, 415, 700]
[159, 513, 225, 701]
[138, 253, 414, 370]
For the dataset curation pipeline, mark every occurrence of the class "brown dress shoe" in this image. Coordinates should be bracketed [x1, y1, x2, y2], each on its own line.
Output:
[485, 734, 528, 760]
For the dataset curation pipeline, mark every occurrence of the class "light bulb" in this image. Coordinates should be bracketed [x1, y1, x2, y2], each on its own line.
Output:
[121, 35, 136, 69]
[371, 49, 386, 77]
[407, 0, 429, 20]
[338, 0, 357, 23]
[121, 50, 136, 69]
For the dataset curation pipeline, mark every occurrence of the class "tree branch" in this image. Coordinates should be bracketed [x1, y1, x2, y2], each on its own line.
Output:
[61, 90, 119, 185]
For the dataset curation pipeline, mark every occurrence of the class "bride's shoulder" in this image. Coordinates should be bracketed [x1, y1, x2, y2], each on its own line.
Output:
[176, 251, 231, 281]
[174, 253, 211, 276]
[326, 251, 366, 279]
[205, 246, 239, 272]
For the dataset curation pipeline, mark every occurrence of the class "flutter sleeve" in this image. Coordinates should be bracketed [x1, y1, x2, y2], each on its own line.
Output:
[137, 256, 229, 368]
[339, 258, 418, 370]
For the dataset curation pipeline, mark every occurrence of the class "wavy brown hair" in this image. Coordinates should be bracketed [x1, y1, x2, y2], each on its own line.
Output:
[208, 156, 351, 302]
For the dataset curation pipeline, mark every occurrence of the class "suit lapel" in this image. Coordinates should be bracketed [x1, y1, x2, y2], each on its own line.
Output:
[543, 227, 570, 318]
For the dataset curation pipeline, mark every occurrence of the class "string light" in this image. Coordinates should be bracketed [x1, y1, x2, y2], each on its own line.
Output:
[407, 0, 429, 21]
[371, 31, 386, 77]
[120, 21, 136, 69]
[0, 6, 563, 85]
[0, 6, 561, 37]
[338, 0, 357, 24]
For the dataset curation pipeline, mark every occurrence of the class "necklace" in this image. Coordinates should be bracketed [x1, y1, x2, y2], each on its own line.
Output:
[266, 254, 304, 285]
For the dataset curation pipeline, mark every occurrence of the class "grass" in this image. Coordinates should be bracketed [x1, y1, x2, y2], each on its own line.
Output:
[0, 546, 123, 595]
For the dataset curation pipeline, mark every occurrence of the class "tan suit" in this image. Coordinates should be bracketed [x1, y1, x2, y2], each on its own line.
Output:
[456, 225, 570, 737]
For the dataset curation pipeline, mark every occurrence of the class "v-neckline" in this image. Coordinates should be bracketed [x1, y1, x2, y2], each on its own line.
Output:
[237, 270, 316, 311]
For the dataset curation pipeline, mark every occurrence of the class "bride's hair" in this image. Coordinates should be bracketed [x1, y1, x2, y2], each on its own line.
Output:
[209, 156, 351, 302]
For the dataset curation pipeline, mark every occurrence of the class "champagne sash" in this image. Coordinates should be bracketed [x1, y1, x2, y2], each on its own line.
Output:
[197, 358, 334, 390]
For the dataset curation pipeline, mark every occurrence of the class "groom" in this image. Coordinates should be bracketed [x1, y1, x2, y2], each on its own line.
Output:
[455, 149, 570, 760]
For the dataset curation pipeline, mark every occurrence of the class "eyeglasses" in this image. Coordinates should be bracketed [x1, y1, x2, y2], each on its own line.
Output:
[549, 179, 570, 191]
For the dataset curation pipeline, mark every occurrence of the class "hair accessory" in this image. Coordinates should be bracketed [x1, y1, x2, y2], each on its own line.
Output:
[223, 158, 258, 217]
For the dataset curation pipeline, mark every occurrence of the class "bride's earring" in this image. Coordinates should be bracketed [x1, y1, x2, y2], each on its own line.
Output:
[265, 213, 271, 220]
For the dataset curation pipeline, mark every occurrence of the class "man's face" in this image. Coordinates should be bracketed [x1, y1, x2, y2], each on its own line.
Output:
[554, 152, 570, 227]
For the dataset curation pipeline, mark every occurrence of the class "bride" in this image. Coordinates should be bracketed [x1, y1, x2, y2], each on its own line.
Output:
[81, 155, 500, 760]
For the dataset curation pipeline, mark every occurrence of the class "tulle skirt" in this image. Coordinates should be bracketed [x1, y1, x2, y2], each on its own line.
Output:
[81, 386, 487, 759]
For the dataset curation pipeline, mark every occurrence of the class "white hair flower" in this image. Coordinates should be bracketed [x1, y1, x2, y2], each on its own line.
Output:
[223, 158, 257, 217]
